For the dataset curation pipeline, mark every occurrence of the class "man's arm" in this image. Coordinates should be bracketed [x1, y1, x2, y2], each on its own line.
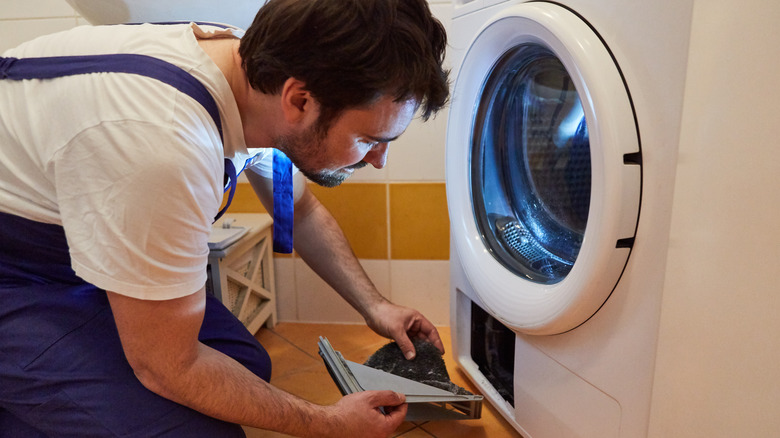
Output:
[107, 288, 407, 437]
[246, 170, 444, 359]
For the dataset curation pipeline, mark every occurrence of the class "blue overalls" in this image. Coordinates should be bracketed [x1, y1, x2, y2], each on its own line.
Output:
[0, 45, 286, 436]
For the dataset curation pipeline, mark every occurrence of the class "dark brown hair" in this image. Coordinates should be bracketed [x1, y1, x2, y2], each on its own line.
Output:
[239, 0, 449, 128]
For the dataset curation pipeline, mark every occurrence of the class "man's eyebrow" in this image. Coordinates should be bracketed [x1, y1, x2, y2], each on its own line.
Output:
[364, 133, 401, 143]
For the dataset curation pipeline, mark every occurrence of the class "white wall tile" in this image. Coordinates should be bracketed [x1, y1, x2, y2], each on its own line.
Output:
[390, 260, 451, 326]
[385, 2, 453, 183]
[0, 18, 79, 53]
[0, 0, 76, 20]
[273, 257, 297, 322]
[294, 258, 390, 323]
[293, 258, 359, 323]
[386, 109, 449, 182]
[284, 259, 452, 326]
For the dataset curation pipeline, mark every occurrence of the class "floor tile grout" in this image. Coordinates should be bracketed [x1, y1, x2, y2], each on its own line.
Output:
[266, 327, 321, 361]
[396, 425, 436, 437]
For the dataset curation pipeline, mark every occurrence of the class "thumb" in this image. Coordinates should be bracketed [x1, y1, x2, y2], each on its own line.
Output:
[395, 333, 416, 360]
[370, 390, 406, 407]
[383, 396, 409, 423]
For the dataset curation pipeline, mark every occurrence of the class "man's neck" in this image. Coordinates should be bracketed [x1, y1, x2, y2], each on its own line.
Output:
[197, 38, 280, 149]
[197, 38, 246, 102]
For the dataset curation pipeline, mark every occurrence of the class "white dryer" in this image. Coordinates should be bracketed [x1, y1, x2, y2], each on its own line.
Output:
[446, 0, 694, 436]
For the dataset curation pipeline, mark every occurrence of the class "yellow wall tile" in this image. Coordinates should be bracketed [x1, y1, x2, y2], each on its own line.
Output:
[222, 182, 267, 213]
[221, 183, 299, 256]
[389, 183, 450, 260]
[224, 182, 451, 260]
[308, 183, 388, 259]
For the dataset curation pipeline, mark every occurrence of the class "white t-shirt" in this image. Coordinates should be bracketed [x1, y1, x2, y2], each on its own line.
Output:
[0, 23, 278, 300]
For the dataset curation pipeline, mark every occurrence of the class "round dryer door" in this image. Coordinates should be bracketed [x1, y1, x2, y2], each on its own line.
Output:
[447, 2, 641, 335]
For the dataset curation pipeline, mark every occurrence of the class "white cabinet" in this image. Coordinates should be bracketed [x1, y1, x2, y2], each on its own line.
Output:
[207, 213, 276, 334]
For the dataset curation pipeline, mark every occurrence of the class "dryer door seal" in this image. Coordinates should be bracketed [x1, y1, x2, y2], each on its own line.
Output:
[446, 2, 641, 335]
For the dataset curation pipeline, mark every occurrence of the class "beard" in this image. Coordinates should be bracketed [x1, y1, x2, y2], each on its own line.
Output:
[273, 122, 367, 188]
[300, 160, 368, 187]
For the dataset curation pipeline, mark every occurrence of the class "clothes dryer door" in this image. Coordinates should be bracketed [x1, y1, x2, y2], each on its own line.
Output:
[447, 2, 641, 335]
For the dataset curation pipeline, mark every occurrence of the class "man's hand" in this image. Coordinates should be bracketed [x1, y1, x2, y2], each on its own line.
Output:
[365, 300, 445, 360]
[322, 391, 407, 438]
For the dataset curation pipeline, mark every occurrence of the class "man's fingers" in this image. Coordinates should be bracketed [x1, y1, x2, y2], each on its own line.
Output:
[368, 390, 406, 407]
[410, 319, 445, 355]
[394, 333, 417, 360]
[382, 398, 408, 422]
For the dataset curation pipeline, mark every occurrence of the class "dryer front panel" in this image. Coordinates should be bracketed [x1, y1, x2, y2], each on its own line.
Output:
[446, 2, 641, 335]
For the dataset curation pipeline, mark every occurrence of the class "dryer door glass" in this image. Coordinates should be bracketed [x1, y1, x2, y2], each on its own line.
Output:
[472, 44, 591, 284]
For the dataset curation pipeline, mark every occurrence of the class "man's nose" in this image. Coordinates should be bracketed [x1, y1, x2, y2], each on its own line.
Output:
[364, 143, 389, 169]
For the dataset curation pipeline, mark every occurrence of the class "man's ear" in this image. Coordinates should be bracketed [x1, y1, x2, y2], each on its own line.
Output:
[279, 77, 319, 125]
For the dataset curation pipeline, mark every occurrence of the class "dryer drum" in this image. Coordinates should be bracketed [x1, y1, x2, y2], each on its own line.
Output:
[472, 43, 591, 285]
[494, 215, 572, 279]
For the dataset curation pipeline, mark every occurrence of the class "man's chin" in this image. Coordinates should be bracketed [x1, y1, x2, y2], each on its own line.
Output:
[302, 169, 351, 188]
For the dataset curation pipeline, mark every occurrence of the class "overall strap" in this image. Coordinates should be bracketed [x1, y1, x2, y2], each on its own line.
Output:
[0, 54, 223, 142]
[0, 49, 294, 252]
[272, 150, 294, 253]
[0, 53, 234, 222]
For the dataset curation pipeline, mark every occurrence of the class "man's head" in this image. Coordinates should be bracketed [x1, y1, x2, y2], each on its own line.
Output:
[238, 0, 449, 132]
[274, 92, 418, 187]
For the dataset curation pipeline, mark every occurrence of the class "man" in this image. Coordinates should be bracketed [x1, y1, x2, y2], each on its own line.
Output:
[0, 0, 449, 436]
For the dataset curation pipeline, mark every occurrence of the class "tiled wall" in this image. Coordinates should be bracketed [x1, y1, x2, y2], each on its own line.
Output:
[0, 1, 85, 53]
[228, 180, 451, 325]
[0, 0, 455, 326]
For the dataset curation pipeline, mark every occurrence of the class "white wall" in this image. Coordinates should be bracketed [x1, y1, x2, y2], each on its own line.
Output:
[649, 1, 780, 436]
[0, 1, 85, 53]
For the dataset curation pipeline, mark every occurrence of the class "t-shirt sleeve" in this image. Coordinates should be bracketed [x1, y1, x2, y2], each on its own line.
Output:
[53, 120, 223, 300]
[244, 147, 299, 179]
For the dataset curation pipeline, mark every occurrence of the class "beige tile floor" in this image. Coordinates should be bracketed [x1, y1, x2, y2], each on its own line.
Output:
[243, 323, 521, 438]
